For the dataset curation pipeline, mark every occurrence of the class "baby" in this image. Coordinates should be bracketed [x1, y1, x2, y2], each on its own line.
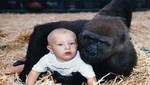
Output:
[26, 28, 97, 85]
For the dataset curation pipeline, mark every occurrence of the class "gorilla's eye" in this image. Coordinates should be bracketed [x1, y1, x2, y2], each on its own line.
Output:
[98, 40, 111, 46]
[81, 35, 111, 48]
[83, 35, 99, 43]
[98, 41, 105, 44]
[83, 36, 92, 40]
[83, 35, 94, 42]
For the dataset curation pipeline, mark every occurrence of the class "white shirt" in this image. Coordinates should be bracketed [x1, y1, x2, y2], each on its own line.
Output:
[32, 51, 95, 78]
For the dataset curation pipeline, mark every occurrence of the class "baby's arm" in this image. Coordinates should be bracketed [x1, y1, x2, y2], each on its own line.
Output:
[87, 76, 97, 85]
[26, 70, 41, 85]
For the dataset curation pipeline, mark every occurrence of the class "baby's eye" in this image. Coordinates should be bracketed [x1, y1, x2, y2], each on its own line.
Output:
[69, 42, 76, 45]
[57, 43, 63, 46]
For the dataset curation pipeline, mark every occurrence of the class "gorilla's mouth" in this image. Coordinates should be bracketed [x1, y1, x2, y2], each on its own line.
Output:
[80, 44, 99, 64]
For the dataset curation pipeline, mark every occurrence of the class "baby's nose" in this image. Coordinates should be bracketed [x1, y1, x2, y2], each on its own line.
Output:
[65, 44, 70, 49]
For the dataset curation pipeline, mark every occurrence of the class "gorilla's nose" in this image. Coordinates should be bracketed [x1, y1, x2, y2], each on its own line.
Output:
[84, 44, 98, 59]
[80, 44, 98, 63]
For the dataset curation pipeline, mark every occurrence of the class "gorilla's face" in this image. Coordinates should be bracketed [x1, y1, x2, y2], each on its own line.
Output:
[79, 16, 128, 64]
[79, 30, 114, 63]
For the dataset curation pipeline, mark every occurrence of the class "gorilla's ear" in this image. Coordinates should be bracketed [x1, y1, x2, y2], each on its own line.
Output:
[120, 33, 126, 44]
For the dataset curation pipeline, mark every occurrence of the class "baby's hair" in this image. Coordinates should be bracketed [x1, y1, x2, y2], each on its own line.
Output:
[47, 28, 77, 45]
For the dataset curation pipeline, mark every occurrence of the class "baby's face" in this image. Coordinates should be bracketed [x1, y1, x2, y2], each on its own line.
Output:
[49, 33, 77, 62]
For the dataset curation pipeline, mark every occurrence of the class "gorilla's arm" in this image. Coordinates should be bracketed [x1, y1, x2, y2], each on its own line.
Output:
[18, 20, 89, 82]
[106, 42, 137, 76]
[52, 71, 86, 84]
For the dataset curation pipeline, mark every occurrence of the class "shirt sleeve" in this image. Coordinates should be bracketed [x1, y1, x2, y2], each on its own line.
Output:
[78, 62, 96, 78]
[32, 55, 48, 72]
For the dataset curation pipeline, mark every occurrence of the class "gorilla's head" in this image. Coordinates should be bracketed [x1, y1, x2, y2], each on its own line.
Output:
[79, 16, 130, 64]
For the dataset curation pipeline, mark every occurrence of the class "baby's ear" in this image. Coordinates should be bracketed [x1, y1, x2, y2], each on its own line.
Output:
[47, 45, 54, 53]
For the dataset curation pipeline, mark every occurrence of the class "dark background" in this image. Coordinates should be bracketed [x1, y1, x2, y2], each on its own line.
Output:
[0, 0, 150, 13]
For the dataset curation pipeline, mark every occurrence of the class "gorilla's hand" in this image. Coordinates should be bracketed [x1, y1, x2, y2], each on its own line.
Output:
[13, 60, 25, 66]
[52, 71, 86, 84]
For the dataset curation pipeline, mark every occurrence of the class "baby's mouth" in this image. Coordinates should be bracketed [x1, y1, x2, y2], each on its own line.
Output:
[65, 52, 72, 56]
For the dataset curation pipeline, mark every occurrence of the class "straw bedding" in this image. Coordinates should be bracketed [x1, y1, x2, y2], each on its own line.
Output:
[0, 11, 150, 85]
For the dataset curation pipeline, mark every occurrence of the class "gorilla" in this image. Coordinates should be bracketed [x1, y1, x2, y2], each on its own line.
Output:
[16, 0, 137, 84]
